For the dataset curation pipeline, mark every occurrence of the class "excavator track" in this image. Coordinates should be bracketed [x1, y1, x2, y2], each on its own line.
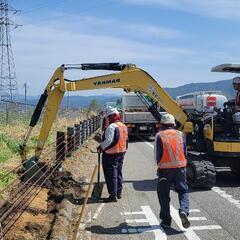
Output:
[187, 154, 216, 190]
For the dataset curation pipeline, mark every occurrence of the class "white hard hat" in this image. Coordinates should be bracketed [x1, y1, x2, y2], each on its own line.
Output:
[104, 106, 113, 114]
[106, 107, 119, 116]
[160, 113, 176, 126]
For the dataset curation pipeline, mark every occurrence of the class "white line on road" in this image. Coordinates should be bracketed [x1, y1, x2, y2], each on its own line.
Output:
[141, 206, 167, 240]
[126, 219, 149, 223]
[189, 209, 201, 213]
[212, 187, 240, 209]
[92, 203, 105, 220]
[121, 211, 144, 215]
[145, 141, 154, 148]
[191, 225, 222, 230]
[170, 205, 201, 240]
[121, 206, 167, 239]
[188, 217, 207, 221]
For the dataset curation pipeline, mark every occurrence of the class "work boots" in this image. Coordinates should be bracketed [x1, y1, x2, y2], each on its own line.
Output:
[179, 211, 190, 228]
[104, 195, 117, 202]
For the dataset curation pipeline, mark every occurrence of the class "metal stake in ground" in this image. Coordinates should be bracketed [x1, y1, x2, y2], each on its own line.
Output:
[91, 151, 104, 200]
[0, 223, 3, 240]
[72, 165, 98, 240]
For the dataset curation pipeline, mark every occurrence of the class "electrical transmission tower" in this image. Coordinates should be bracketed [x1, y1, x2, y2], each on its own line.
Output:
[0, 0, 20, 100]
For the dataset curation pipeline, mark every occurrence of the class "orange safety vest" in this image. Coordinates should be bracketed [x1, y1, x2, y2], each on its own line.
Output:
[158, 129, 187, 169]
[105, 122, 128, 154]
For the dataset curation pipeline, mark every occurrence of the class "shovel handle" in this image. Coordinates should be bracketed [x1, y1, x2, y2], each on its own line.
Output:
[98, 152, 101, 184]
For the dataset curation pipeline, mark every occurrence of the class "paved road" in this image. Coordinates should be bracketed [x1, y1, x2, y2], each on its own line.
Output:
[87, 138, 240, 240]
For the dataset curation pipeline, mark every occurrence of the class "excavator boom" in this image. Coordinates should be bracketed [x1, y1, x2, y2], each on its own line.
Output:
[20, 63, 189, 161]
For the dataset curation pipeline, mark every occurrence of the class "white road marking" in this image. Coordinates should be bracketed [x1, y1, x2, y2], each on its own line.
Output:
[121, 211, 144, 215]
[126, 219, 149, 223]
[170, 205, 201, 240]
[188, 217, 207, 221]
[171, 205, 223, 239]
[191, 225, 222, 230]
[92, 203, 105, 220]
[189, 209, 201, 213]
[78, 209, 92, 230]
[85, 230, 92, 240]
[86, 211, 92, 223]
[141, 206, 167, 240]
[145, 141, 154, 148]
[212, 187, 240, 209]
[121, 206, 167, 239]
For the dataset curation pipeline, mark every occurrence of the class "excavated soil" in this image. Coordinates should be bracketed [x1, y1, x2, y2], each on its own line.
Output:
[3, 134, 100, 240]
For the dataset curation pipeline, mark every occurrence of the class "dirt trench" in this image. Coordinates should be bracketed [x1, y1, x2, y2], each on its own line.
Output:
[3, 134, 100, 240]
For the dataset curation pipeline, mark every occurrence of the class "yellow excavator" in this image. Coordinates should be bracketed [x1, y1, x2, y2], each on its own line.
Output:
[19, 63, 240, 189]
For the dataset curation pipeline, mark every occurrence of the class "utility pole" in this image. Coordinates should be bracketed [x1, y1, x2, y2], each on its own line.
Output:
[23, 82, 27, 105]
[67, 91, 69, 110]
[0, 0, 20, 100]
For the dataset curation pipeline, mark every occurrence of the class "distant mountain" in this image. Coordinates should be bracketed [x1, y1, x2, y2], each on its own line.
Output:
[165, 79, 235, 99]
[19, 94, 121, 108]
[14, 79, 235, 108]
[60, 95, 121, 108]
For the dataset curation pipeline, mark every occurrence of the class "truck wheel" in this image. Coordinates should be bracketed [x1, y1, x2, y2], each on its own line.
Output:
[187, 160, 216, 190]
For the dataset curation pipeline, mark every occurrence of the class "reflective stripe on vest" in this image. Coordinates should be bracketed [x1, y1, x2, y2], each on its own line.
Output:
[105, 122, 128, 154]
[158, 129, 187, 169]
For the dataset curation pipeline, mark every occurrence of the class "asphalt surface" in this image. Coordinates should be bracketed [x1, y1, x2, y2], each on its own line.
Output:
[87, 137, 240, 240]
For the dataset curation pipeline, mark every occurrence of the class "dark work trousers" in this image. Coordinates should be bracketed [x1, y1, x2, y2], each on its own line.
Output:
[157, 168, 189, 223]
[102, 152, 125, 197]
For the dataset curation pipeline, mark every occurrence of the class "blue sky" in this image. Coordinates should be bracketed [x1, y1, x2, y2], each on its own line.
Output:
[10, 0, 240, 96]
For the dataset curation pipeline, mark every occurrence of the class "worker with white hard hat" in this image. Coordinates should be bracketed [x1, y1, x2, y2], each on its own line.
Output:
[97, 108, 128, 202]
[154, 113, 190, 229]
[101, 106, 113, 132]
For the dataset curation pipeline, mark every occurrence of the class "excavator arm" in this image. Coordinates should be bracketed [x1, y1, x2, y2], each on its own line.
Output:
[20, 63, 190, 161]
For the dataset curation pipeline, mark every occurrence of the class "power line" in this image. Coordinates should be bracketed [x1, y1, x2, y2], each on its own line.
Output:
[23, 0, 116, 25]
[21, 0, 67, 14]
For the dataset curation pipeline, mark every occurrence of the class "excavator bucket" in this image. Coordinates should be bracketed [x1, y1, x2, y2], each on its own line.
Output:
[22, 157, 52, 188]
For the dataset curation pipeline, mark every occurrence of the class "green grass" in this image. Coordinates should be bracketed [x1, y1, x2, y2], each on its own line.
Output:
[0, 169, 15, 189]
[0, 133, 20, 163]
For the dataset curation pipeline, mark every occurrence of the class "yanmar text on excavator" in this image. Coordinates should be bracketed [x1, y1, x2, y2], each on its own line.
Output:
[19, 63, 240, 189]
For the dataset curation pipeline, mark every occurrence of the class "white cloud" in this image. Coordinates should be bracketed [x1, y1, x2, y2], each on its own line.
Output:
[122, 0, 240, 21]
[12, 16, 192, 95]
[75, 16, 184, 39]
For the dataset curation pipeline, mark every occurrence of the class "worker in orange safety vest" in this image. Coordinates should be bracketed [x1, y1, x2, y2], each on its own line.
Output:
[154, 113, 190, 229]
[97, 108, 128, 202]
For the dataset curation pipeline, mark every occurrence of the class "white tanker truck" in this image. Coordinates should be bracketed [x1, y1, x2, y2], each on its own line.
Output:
[176, 91, 228, 113]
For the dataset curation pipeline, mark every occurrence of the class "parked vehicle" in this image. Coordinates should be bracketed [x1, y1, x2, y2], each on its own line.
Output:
[122, 93, 160, 136]
[176, 91, 228, 113]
